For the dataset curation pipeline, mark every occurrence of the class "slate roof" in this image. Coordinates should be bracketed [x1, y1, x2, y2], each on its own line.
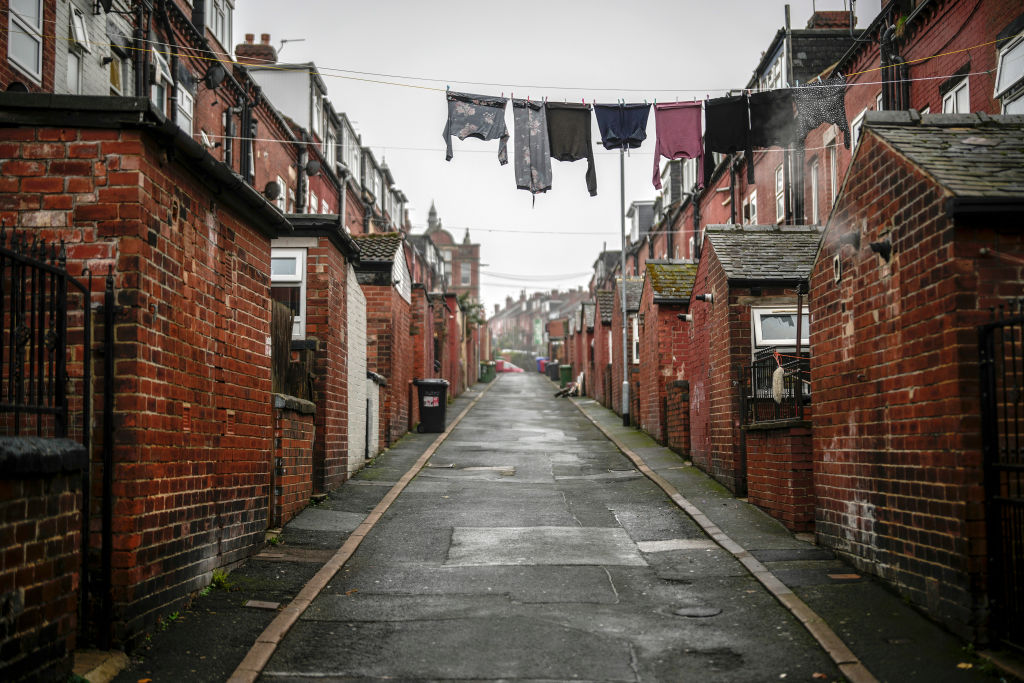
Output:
[596, 291, 615, 324]
[583, 302, 596, 330]
[352, 232, 403, 263]
[645, 262, 699, 302]
[864, 112, 1024, 201]
[705, 225, 822, 281]
[615, 278, 644, 312]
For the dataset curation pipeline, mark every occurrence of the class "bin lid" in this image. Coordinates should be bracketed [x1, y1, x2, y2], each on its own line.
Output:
[414, 378, 450, 386]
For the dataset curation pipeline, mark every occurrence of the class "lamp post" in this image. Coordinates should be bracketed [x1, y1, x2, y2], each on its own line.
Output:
[619, 146, 629, 426]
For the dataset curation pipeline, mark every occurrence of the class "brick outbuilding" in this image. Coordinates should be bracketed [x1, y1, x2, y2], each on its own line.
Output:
[810, 112, 1024, 643]
[688, 225, 820, 495]
[592, 291, 615, 405]
[352, 233, 413, 448]
[637, 261, 697, 444]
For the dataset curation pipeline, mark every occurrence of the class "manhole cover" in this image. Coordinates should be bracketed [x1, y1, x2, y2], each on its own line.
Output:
[673, 606, 722, 618]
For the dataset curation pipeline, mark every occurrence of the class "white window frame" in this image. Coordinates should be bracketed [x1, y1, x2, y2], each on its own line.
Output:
[9, 0, 44, 82]
[271, 248, 307, 339]
[774, 164, 785, 224]
[942, 77, 970, 113]
[150, 47, 173, 113]
[275, 175, 287, 212]
[206, 0, 234, 49]
[460, 262, 471, 286]
[743, 189, 758, 225]
[875, 91, 883, 111]
[324, 128, 336, 167]
[70, 8, 90, 52]
[828, 142, 838, 204]
[995, 32, 1024, 112]
[751, 306, 810, 348]
[921, 106, 931, 115]
[309, 190, 318, 215]
[311, 93, 322, 137]
[321, 198, 329, 214]
[286, 187, 295, 214]
[177, 87, 195, 134]
[810, 160, 819, 224]
[851, 108, 868, 149]
[631, 315, 640, 364]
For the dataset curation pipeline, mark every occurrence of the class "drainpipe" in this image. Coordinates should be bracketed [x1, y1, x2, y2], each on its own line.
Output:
[134, 4, 150, 97]
[729, 160, 737, 225]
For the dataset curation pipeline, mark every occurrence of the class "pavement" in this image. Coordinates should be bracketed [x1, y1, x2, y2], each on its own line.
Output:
[77, 371, 1022, 682]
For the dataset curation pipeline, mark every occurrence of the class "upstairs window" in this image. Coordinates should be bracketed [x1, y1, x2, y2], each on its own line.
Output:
[774, 164, 785, 223]
[941, 77, 970, 113]
[206, 0, 234, 50]
[752, 306, 809, 349]
[809, 160, 820, 224]
[9, 0, 43, 81]
[312, 94, 322, 136]
[850, 108, 868, 149]
[461, 262, 471, 286]
[743, 190, 758, 225]
[150, 47, 172, 113]
[631, 315, 640, 364]
[271, 248, 306, 339]
[995, 32, 1024, 114]
[177, 87, 195, 134]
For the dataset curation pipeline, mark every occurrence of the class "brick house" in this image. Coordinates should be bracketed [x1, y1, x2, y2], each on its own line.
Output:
[810, 112, 1024, 644]
[352, 233, 413, 448]
[424, 203, 480, 302]
[592, 290, 615, 405]
[687, 225, 820, 496]
[580, 302, 595, 393]
[637, 261, 697, 444]
[274, 215, 365, 490]
[609, 279, 643, 422]
[0, 92, 294, 652]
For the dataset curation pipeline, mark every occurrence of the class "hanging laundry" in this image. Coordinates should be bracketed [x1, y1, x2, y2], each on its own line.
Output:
[703, 95, 753, 186]
[652, 102, 703, 190]
[512, 99, 552, 197]
[546, 102, 597, 196]
[443, 91, 509, 165]
[793, 74, 850, 148]
[594, 103, 651, 150]
[749, 89, 795, 148]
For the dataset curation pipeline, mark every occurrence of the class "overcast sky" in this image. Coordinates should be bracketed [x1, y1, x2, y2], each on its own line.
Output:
[236, 0, 882, 313]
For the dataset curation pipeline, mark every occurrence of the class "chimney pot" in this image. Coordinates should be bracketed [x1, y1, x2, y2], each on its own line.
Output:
[245, 33, 255, 44]
[261, 33, 271, 45]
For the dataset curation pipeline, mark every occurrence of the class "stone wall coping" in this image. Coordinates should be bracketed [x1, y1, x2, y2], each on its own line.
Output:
[272, 393, 316, 415]
[742, 419, 813, 432]
[0, 437, 87, 476]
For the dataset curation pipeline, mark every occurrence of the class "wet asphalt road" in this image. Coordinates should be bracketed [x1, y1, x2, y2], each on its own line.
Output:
[259, 372, 841, 682]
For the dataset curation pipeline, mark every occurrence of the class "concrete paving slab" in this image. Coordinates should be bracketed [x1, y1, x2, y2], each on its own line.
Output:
[637, 538, 719, 552]
[445, 526, 648, 567]
[283, 509, 365, 533]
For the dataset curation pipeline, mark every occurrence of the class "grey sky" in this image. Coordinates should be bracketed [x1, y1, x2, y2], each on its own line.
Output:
[236, 1, 882, 312]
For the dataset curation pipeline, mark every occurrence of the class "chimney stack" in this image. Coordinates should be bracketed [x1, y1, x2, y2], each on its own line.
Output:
[806, 10, 854, 30]
[235, 32, 278, 66]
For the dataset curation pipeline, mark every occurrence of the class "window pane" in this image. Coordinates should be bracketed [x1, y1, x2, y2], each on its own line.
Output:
[1005, 95, 1024, 115]
[271, 256, 297, 277]
[760, 313, 810, 342]
[9, 25, 41, 74]
[955, 83, 970, 113]
[271, 285, 301, 317]
[997, 38, 1024, 95]
[12, 0, 41, 26]
[67, 52, 81, 94]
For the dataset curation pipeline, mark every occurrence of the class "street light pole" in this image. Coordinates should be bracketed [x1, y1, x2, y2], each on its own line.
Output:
[619, 145, 630, 426]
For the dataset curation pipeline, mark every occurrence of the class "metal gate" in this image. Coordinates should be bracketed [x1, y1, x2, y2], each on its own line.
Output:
[979, 310, 1024, 651]
[0, 228, 117, 648]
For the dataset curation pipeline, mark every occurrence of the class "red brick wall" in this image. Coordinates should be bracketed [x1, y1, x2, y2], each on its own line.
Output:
[0, 452, 83, 683]
[305, 238, 349, 491]
[364, 284, 412, 448]
[272, 398, 315, 528]
[0, 126, 275, 646]
[687, 245, 744, 491]
[745, 421, 814, 531]
[665, 380, 690, 456]
[610, 292, 638, 418]
[809, 128, 1024, 639]
[638, 285, 688, 444]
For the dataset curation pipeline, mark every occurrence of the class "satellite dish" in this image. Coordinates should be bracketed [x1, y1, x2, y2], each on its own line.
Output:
[204, 63, 226, 90]
[305, 160, 321, 176]
[264, 181, 281, 201]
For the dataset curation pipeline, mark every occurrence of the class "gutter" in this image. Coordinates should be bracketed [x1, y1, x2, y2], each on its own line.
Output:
[947, 197, 1024, 217]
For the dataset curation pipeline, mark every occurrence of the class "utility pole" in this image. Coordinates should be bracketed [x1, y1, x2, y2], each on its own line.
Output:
[619, 146, 629, 426]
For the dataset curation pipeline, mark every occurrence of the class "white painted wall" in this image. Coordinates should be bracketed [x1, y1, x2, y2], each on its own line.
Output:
[346, 263, 368, 474]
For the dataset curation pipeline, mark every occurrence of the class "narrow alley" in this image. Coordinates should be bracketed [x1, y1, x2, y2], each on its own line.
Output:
[113, 373, 1001, 683]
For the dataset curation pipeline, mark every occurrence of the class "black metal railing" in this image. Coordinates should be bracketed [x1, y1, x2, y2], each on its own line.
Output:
[0, 228, 92, 442]
[743, 347, 810, 424]
[979, 305, 1024, 651]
